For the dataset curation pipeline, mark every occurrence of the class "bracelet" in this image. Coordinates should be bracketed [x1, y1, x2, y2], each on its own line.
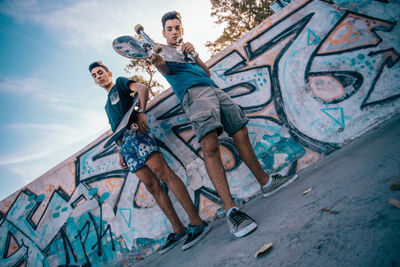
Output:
[137, 109, 145, 113]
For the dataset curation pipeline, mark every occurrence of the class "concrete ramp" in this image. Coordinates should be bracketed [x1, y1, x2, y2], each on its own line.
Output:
[0, 0, 399, 266]
[134, 112, 400, 267]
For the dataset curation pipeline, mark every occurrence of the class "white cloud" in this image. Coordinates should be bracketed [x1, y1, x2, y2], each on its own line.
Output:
[0, 150, 51, 166]
[0, 150, 49, 166]
[0, 0, 39, 21]
[0, 0, 224, 57]
[0, 74, 109, 168]
[0, 75, 105, 111]
[0, 0, 160, 50]
[7, 122, 73, 132]
[0, 118, 107, 163]
[0, 76, 69, 104]
[9, 164, 46, 185]
[0, 117, 108, 195]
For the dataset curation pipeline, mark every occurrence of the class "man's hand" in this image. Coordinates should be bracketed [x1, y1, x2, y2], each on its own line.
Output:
[149, 54, 171, 75]
[150, 54, 165, 67]
[119, 151, 128, 169]
[181, 42, 196, 57]
[136, 112, 149, 134]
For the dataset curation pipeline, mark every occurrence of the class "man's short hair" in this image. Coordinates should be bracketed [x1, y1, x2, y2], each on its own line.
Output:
[89, 61, 109, 72]
[161, 11, 181, 29]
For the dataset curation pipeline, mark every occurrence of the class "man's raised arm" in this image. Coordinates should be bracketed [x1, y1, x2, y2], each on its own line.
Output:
[150, 54, 171, 75]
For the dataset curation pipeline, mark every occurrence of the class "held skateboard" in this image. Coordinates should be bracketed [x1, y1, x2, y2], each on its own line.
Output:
[112, 24, 195, 64]
[103, 94, 139, 148]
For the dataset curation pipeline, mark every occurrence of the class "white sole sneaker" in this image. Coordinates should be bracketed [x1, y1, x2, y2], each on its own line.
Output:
[233, 221, 257, 238]
[263, 174, 299, 198]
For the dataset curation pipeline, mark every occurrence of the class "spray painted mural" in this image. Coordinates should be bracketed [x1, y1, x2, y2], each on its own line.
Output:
[1, 0, 399, 265]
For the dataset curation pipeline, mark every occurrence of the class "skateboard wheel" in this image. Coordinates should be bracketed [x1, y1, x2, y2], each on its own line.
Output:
[130, 123, 139, 131]
[153, 44, 163, 54]
[134, 24, 144, 34]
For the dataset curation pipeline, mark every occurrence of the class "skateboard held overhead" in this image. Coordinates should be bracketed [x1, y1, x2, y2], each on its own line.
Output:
[112, 24, 195, 64]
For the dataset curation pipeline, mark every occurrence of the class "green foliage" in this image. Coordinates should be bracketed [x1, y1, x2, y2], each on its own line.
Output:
[206, 0, 274, 56]
[125, 34, 164, 99]
[125, 59, 164, 99]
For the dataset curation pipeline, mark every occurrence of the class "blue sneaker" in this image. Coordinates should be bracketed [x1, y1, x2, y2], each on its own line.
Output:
[182, 221, 211, 250]
[159, 231, 186, 255]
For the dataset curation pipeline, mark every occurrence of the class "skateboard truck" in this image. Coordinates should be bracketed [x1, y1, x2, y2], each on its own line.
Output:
[130, 106, 139, 131]
[130, 123, 138, 131]
[177, 37, 197, 62]
[134, 24, 163, 54]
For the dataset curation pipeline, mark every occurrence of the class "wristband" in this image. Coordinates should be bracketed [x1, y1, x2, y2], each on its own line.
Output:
[137, 109, 145, 113]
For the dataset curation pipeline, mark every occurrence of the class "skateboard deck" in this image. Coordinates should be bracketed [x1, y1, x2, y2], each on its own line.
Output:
[112, 35, 195, 64]
[104, 94, 139, 148]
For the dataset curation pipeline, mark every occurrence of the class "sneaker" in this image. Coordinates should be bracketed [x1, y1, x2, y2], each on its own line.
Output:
[262, 173, 299, 197]
[226, 208, 257, 237]
[159, 232, 186, 255]
[182, 221, 211, 250]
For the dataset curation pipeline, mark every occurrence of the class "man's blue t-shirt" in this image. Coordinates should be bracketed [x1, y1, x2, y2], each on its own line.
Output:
[105, 77, 135, 132]
[163, 62, 216, 102]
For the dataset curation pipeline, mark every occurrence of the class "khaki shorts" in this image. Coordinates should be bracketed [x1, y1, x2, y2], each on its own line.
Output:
[181, 85, 249, 142]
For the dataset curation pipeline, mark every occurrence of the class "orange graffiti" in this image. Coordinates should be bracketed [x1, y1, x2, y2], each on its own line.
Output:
[178, 129, 195, 143]
[309, 75, 345, 102]
[69, 183, 75, 193]
[4, 234, 19, 258]
[199, 195, 221, 218]
[74, 197, 86, 208]
[2, 201, 12, 211]
[137, 185, 150, 201]
[220, 146, 235, 170]
[365, 19, 377, 27]
[135, 183, 155, 208]
[68, 161, 76, 176]
[264, 52, 277, 65]
[105, 178, 123, 193]
[44, 184, 55, 193]
[296, 147, 323, 172]
[247, 101, 279, 121]
[329, 22, 360, 45]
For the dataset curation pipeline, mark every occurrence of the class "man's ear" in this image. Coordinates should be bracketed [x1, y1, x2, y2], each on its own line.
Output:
[181, 27, 184, 36]
[162, 30, 166, 38]
[108, 71, 113, 78]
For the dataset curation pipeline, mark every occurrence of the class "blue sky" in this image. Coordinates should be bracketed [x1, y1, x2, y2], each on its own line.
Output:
[0, 0, 224, 200]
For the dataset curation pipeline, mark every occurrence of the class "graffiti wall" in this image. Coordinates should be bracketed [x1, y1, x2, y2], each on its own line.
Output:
[1, 0, 399, 265]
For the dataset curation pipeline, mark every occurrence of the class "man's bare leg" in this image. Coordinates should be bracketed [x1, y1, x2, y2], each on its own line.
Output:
[146, 152, 203, 226]
[200, 131, 236, 212]
[200, 131, 257, 237]
[232, 126, 270, 187]
[135, 166, 185, 233]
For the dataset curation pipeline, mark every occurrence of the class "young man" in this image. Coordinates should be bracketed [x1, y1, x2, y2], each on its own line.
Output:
[89, 61, 211, 254]
[150, 11, 298, 238]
